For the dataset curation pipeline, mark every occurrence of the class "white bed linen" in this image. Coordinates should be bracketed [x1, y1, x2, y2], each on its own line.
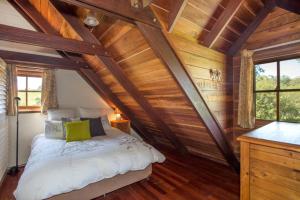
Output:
[14, 128, 165, 200]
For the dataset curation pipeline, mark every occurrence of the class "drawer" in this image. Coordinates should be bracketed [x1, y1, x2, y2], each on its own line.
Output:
[249, 144, 300, 200]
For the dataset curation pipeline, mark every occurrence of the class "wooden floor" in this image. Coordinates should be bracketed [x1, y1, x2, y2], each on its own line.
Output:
[0, 147, 240, 200]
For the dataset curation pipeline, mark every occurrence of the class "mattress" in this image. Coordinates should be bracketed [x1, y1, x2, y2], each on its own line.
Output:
[14, 127, 165, 200]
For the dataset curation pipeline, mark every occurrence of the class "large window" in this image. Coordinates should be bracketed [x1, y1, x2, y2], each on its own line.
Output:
[17, 68, 43, 112]
[254, 58, 300, 122]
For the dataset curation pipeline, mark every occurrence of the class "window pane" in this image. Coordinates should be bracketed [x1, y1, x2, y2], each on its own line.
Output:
[255, 62, 277, 90]
[279, 92, 300, 122]
[28, 77, 42, 91]
[280, 59, 300, 89]
[256, 92, 276, 120]
[17, 92, 26, 106]
[17, 76, 26, 90]
[27, 92, 41, 106]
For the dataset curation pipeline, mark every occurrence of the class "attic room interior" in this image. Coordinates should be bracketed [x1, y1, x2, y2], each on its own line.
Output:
[0, 0, 299, 199]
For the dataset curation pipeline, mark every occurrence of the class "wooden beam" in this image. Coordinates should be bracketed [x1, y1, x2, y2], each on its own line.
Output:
[167, 0, 188, 32]
[276, 0, 300, 15]
[78, 68, 156, 144]
[203, 0, 244, 48]
[58, 0, 160, 27]
[0, 24, 106, 56]
[0, 49, 87, 70]
[51, 2, 187, 153]
[228, 0, 276, 56]
[136, 22, 240, 172]
[13, 0, 157, 144]
[9, 0, 86, 64]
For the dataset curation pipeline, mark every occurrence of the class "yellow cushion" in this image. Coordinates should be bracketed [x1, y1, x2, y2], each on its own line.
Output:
[64, 120, 91, 142]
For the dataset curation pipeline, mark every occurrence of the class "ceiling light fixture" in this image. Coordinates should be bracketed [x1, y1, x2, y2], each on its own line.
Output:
[83, 11, 100, 27]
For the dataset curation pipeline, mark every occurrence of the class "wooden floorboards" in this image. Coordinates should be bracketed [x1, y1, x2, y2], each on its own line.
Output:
[0, 146, 239, 200]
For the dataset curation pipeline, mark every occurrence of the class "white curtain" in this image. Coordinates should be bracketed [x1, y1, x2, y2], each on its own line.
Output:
[238, 49, 255, 129]
[6, 63, 18, 116]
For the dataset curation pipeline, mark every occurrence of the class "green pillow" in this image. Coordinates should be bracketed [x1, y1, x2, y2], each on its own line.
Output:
[64, 120, 91, 142]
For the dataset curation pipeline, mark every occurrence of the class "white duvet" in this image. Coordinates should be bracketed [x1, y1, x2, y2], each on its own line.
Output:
[14, 128, 165, 200]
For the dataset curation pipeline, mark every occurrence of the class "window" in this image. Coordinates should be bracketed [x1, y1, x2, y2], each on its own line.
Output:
[17, 68, 43, 112]
[254, 58, 300, 122]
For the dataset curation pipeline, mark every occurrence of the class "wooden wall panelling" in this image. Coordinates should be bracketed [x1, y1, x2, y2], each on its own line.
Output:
[228, 0, 276, 56]
[12, 0, 158, 143]
[58, 0, 160, 27]
[79, 68, 156, 144]
[136, 22, 239, 172]
[275, 0, 300, 15]
[167, 0, 188, 32]
[203, 0, 244, 48]
[245, 7, 300, 51]
[49, 2, 187, 153]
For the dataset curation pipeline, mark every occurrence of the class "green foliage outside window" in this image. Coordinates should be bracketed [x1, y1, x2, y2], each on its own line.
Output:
[255, 58, 300, 122]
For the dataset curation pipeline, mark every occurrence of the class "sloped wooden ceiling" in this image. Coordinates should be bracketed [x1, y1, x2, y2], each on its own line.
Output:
[12, 0, 239, 167]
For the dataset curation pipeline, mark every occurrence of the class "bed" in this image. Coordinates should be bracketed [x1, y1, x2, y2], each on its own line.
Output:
[14, 127, 165, 200]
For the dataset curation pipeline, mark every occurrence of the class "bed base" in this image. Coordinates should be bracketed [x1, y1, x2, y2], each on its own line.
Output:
[47, 165, 152, 200]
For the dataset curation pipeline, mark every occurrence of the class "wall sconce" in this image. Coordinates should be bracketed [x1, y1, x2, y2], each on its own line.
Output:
[114, 108, 122, 121]
[209, 69, 222, 81]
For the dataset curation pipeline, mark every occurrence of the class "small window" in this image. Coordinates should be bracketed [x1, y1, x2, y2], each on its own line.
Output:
[254, 58, 300, 122]
[17, 68, 43, 112]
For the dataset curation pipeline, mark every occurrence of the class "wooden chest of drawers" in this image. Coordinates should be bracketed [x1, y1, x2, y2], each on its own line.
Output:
[238, 122, 300, 200]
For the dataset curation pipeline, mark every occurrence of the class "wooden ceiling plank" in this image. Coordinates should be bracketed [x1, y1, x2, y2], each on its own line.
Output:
[228, 0, 276, 56]
[52, 4, 187, 153]
[0, 49, 86, 69]
[167, 0, 188, 32]
[79, 68, 156, 144]
[203, 0, 244, 48]
[276, 0, 300, 15]
[136, 22, 240, 173]
[58, 0, 160, 28]
[13, 0, 156, 143]
[0, 24, 106, 56]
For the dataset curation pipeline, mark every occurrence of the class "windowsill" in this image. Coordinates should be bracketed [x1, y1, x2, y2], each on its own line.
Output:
[19, 111, 41, 114]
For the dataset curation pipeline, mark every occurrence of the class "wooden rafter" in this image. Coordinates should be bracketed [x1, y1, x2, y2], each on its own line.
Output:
[228, 0, 276, 56]
[167, 0, 188, 32]
[11, 0, 155, 143]
[136, 22, 240, 172]
[276, 0, 300, 15]
[56, 8, 187, 153]
[79, 69, 156, 144]
[203, 0, 244, 48]
[0, 49, 87, 70]
[58, 0, 160, 27]
[0, 24, 106, 56]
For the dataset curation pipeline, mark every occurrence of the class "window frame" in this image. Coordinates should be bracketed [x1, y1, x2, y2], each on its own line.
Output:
[17, 68, 43, 113]
[254, 57, 300, 122]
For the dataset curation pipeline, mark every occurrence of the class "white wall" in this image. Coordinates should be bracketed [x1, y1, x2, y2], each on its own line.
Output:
[8, 70, 112, 167]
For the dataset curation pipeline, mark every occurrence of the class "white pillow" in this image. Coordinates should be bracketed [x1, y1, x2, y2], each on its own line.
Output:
[45, 120, 64, 139]
[101, 116, 111, 129]
[78, 107, 110, 118]
[48, 109, 76, 120]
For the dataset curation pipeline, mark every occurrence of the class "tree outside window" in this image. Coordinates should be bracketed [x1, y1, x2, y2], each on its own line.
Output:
[17, 68, 43, 112]
[255, 58, 300, 122]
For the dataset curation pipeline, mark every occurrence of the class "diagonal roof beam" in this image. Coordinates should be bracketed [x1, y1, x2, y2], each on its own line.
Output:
[56, 8, 187, 153]
[167, 0, 188, 32]
[137, 22, 240, 173]
[12, 0, 155, 143]
[79, 69, 156, 144]
[0, 24, 106, 56]
[58, 0, 160, 28]
[203, 0, 244, 48]
[0, 49, 87, 70]
[228, 0, 276, 56]
[276, 0, 300, 15]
